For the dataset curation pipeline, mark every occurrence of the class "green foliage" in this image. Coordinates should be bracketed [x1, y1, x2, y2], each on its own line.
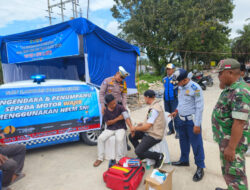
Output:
[232, 23, 250, 63]
[111, 0, 234, 72]
[192, 64, 203, 71]
[172, 61, 182, 68]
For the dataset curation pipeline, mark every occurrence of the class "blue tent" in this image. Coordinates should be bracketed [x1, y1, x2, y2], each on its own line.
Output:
[0, 18, 140, 94]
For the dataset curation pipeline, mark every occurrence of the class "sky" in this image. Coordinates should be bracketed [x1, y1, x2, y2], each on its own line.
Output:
[0, 0, 249, 39]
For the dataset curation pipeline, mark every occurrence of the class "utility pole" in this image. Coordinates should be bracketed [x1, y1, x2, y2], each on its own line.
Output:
[46, 0, 54, 25]
[74, 0, 78, 18]
[60, 0, 64, 22]
[80, 8, 83, 17]
[46, 0, 80, 25]
[72, 0, 75, 18]
[87, 0, 89, 19]
[47, 0, 51, 25]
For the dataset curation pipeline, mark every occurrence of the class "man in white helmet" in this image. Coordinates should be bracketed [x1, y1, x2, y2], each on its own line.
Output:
[99, 66, 131, 150]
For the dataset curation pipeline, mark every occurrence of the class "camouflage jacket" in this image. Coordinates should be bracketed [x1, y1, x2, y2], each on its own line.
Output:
[212, 81, 250, 148]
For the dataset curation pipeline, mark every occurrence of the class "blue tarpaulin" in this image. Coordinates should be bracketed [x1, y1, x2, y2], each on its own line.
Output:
[6, 27, 79, 64]
[0, 18, 140, 94]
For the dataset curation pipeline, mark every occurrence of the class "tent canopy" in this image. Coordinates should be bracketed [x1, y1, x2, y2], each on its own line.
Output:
[0, 18, 140, 93]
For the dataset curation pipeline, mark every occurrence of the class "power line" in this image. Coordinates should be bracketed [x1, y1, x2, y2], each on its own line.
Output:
[139, 43, 250, 55]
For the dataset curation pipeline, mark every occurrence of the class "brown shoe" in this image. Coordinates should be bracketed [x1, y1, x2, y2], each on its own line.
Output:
[93, 160, 102, 167]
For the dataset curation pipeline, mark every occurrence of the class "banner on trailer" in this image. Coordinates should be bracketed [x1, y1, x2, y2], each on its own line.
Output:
[0, 84, 100, 144]
[6, 27, 79, 64]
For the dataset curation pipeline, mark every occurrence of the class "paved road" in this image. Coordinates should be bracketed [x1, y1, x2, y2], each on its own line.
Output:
[11, 74, 250, 190]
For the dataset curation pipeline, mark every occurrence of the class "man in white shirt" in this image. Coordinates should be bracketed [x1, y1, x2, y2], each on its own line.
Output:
[129, 90, 166, 168]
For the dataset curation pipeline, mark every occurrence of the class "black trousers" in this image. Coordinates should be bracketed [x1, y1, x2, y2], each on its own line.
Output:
[129, 131, 161, 161]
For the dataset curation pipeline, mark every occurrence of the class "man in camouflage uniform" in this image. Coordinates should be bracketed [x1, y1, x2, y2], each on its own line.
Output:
[212, 58, 250, 190]
[99, 66, 129, 114]
[240, 62, 250, 157]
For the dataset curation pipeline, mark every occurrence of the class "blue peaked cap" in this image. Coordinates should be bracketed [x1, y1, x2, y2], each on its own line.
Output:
[173, 68, 188, 82]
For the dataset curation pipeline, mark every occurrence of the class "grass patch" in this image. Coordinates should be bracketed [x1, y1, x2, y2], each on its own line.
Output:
[136, 73, 162, 94]
[136, 73, 162, 83]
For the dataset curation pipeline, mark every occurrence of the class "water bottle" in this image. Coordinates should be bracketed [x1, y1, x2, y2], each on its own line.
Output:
[146, 160, 151, 170]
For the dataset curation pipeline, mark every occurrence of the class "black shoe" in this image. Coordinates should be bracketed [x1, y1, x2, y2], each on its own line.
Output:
[171, 161, 190, 166]
[175, 133, 179, 139]
[193, 167, 204, 182]
[154, 153, 165, 169]
[127, 144, 131, 151]
[167, 130, 175, 136]
[215, 188, 227, 190]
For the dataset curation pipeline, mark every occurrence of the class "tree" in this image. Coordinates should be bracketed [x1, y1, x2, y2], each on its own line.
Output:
[175, 0, 233, 70]
[232, 23, 250, 63]
[112, 0, 176, 74]
[111, 0, 234, 73]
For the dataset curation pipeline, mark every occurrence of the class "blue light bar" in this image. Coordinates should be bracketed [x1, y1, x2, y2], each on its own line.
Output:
[31, 74, 46, 84]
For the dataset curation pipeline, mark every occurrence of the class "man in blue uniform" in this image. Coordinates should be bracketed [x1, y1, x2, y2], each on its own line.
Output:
[162, 63, 181, 138]
[169, 68, 205, 182]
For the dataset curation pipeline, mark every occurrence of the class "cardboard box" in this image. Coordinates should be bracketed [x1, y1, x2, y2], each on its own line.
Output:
[145, 169, 174, 190]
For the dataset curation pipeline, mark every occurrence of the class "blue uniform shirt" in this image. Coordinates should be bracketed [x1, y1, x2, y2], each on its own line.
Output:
[177, 80, 204, 126]
[163, 75, 178, 101]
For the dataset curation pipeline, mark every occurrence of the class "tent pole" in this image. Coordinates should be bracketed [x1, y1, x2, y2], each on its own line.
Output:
[82, 35, 90, 83]
[136, 56, 140, 103]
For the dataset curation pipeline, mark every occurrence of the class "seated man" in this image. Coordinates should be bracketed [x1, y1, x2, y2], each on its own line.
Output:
[129, 90, 166, 169]
[0, 132, 26, 189]
[93, 94, 133, 167]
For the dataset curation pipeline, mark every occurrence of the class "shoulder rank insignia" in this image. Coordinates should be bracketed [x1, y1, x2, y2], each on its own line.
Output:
[122, 81, 127, 93]
[191, 84, 198, 91]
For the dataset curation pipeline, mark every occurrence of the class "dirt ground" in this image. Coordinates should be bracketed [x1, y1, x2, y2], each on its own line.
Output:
[10, 73, 250, 190]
